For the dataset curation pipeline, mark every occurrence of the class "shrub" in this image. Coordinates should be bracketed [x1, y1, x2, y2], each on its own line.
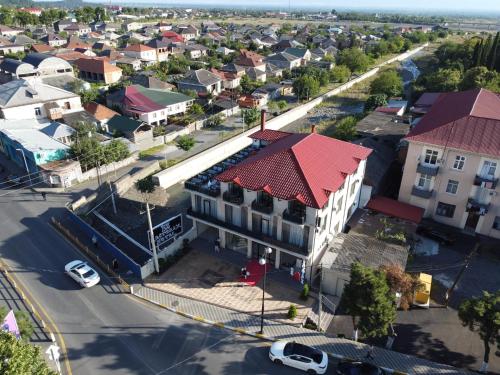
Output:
[176, 135, 196, 151]
[288, 304, 298, 320]
[300, 283, 310, 300]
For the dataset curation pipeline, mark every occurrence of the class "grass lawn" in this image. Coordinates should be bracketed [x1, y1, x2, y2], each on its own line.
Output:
[138, 144, 166, 159]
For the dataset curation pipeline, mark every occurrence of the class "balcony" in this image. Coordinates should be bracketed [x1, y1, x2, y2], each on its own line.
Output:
[223, 190, 244, 205]
[466, 198, 490, 215]
[187, 208, 308, 255]
[282, 209, 306, 225]
[416, 163, 439, 176]
[474, 175, 498, 190]
[411, 186, 433, 199]
[252, 199, 274, 215]
[184, 179, 221, 197]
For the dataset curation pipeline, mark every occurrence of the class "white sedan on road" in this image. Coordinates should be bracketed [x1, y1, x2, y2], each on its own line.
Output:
[65, 260, 100, 288]
[269, 341, 328, 374]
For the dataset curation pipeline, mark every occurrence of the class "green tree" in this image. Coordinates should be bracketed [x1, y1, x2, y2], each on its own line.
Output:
[337, 48, 371, 73]
[176, 135, 196, 151]
[0, 307, 34, 341]
[104, 139, 130, 162]
[426, 68, 462, 92]
[369, 70, 403, 97]
[332, 116, 358, 141]
[0, 331, 56, 375]
[364, 94, 388, 112]
[459, 66, 500, 92]
[117, 63, 135, 77]
[342, 262, 396, 341]
[293, 75, 320, 101]
[458, 291, 500, 373]
[135, 176, 155, 196]
[330, 64, 351, 83]
[242, 107, 260, 128]
[188, 103, 204, 116]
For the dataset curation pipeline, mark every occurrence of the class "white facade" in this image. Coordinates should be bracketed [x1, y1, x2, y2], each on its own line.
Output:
[1, 97, 82, 121]
[132, 100, 192, 126]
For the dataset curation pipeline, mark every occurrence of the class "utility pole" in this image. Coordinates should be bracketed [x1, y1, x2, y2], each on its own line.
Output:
[146, 201, 160, 274]
[444, 242, 480, 307]
[109, 182, 117, 215]
[317, 265, 323, 332]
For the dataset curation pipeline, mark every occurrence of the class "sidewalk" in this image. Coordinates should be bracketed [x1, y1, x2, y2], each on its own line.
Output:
[132, 284, 470, 375]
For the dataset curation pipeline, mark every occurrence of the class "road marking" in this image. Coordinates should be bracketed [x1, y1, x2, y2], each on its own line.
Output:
[0, 259, 73, 375]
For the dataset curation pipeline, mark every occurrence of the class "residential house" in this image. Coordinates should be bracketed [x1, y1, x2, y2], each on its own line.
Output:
[185, 122, 371, 279]
[0, 40, 24, 56]
[105, 115, 153, 146]
[178, 25, 199, 40]
[162, 31, 184, 43]
[0, 79, 82, 121]
[106, 85, 194, 125]
[210, 68, 241, 90]
[123, 44, 157, 65]
[246, 67, 267, 83]
[54, 19, 74, 32]
[146, 38, 170, 62]
[0, 25, 23, 37]
[266, 51, 302, 70]
[41, 33, 67, 47]
[0, 54, 73, 81]
[282, 47, 311, 65]
[122, 21, 142, 32]
[116, 56, 142, 72]
[74, 58, 123, 84]
[184, 44, 208, 59]
[234, 49, 266, 72]
[31, 44, 54, 53]
[216, 46, 234, 56]
[177, 69, 223, 96]
[83, 102, 119, 128]
[65, 23, 91, 37]
[398, 89, 500, 239]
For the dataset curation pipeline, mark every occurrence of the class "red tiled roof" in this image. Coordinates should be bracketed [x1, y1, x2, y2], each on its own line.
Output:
[122, 85, 163, 113]
[161, 31, 184, 42]
[366, 196, 424, 224]
[84, 102, 119, 121]
[235, 49, 264, 67]
[124, 44, 155, 52]
[375, 106, 401, 114]
[31, 44, 54, 53]
[55, 51, 89, 62]
[216, 133, 372, 208]
[74, 58, 122, 74]
[405, 88, 500, 157]
[249, 129, 292, 143]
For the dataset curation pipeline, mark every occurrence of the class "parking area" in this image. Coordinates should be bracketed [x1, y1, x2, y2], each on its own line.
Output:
[145, 243, 315, 325]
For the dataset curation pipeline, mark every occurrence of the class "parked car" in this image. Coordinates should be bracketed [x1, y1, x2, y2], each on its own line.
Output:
[65, 260, 100, 288]
[416, 225, 456, 245]
[337, 361, 388, 375]
[269, 341, 328, 374]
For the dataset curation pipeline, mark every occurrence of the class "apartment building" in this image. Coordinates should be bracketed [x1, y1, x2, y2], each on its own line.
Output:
[185, 118, 371, 276]
[398, 88, 500, 239]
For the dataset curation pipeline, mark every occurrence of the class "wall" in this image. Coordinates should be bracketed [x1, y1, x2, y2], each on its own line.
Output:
[153, 45, 427, 190]
[1, 97, 82, 120]
[113, 160, 160, 196]
[80, 154, 138, 182]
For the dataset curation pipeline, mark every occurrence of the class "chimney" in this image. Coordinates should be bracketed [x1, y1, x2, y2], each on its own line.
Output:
[260, 109, 266, 131]
[311, 124, 316, 133]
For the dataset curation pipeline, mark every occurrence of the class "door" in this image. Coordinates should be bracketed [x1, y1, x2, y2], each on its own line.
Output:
[203, 200, 211, 216]
[261, 218, 270, 236]
[287, 355, 311, 371]
[465, 211, 480, 230]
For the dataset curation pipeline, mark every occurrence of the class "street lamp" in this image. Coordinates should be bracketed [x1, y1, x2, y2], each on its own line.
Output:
[259, 246, 272, 334]
[15, 148, 32, 186]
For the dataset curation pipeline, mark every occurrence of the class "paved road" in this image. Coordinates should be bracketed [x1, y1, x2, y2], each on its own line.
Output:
[0, 190, 338, 375]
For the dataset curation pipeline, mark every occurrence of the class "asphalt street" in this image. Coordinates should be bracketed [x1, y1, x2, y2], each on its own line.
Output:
[0, 188, 340, 375]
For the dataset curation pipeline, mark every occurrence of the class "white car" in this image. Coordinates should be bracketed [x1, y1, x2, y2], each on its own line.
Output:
[269, 341, 328, 374]
[65, 260, 100, 288]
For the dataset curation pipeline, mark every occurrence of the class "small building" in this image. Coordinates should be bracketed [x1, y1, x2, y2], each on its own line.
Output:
[123, 44, 157, 64]
[74, 58, 123, 84]
[177, 69, 223, 96]
[83, 102, 119, 127]
[105, 115, 153, 146]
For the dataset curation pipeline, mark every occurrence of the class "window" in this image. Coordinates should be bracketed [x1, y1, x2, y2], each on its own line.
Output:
[436, 202, 456, 218]
[481, 161, 497, 177]
[446, 180, 459, 194]
[64, 101, 71, 110]
[34, 107, 42, 116]
[453, 155, 465, 170]
[152, 112, 157, 118]
[417, 174, 432, 190]
[350, 180, 359, 197]
[493, 216, 500, 230]
[424, 149, 439, 165]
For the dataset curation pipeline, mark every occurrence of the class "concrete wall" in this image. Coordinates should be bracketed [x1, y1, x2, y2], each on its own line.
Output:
[113, 160, 160, 196]
[153, 44, 428, 190]
[80, 154, 138, 182]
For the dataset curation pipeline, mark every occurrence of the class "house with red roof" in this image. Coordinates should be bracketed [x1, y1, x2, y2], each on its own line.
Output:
[185, 116, 372, 276]
[161, 31, 184, 43]
[74, 58, 122, 84]
[398, 88, 500, 238]
[106, 84, 194, 125]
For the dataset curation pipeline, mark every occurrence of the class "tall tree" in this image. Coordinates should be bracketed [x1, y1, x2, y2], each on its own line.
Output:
[342, 262, 396, 341]
[486, 32, 499, 71]
[0, 331, 56, 375]
[369, 69, 403, 97]
[458, 291, 500, 373]
[293, 75, 320, 101]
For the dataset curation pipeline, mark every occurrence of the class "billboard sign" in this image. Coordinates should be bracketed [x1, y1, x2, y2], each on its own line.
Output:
[148, 214, 183, 251]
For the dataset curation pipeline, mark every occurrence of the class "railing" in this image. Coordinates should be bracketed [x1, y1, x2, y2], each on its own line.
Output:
[184, 180, 221, 197]
[411, 186, 433, 199]
[474, 175, 498, 189]
[416, 163, 439, 176]
[223, 190, 244, 205]
[251, 199, 274, 215]
[467, 198, 490, 215]
[282, 209, 306, 225]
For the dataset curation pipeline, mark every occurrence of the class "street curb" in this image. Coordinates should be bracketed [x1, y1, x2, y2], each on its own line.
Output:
[130, 287, 412, 374]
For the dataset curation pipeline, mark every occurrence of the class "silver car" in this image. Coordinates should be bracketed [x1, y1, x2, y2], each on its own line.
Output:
[65, 260, 100, 288]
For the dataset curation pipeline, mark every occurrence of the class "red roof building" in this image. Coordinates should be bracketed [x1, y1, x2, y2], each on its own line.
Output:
[161, 31, 184, 43]
[217, 132, 371, 208]
[367, 196, 424, 224]
[234, 49, 265, 68]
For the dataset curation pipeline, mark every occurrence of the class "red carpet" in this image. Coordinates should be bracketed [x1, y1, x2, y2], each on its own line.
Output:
[239, 259, 269, 286]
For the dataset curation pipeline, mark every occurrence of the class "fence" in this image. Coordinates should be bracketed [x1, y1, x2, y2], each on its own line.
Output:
[64, 210, 143, 280]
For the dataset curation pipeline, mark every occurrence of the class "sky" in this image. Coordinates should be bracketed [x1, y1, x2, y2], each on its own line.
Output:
[102, 0, 500, 14]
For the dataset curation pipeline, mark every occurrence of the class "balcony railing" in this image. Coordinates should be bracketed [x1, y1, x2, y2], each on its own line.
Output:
[416, 163, 439, 176]
[184, 180, 221, 197]
[187, 208, 308, 255]
[282, 209, 306, 225]
[251, 199, 274, 215]
[474, 175, 498, 190]
[467, 198, 490, 215]
[411, 186, 433, 199]
[223, 190, 244, 205]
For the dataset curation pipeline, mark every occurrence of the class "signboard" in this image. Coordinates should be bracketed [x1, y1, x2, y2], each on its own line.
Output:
[148, 214, 183, 251]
